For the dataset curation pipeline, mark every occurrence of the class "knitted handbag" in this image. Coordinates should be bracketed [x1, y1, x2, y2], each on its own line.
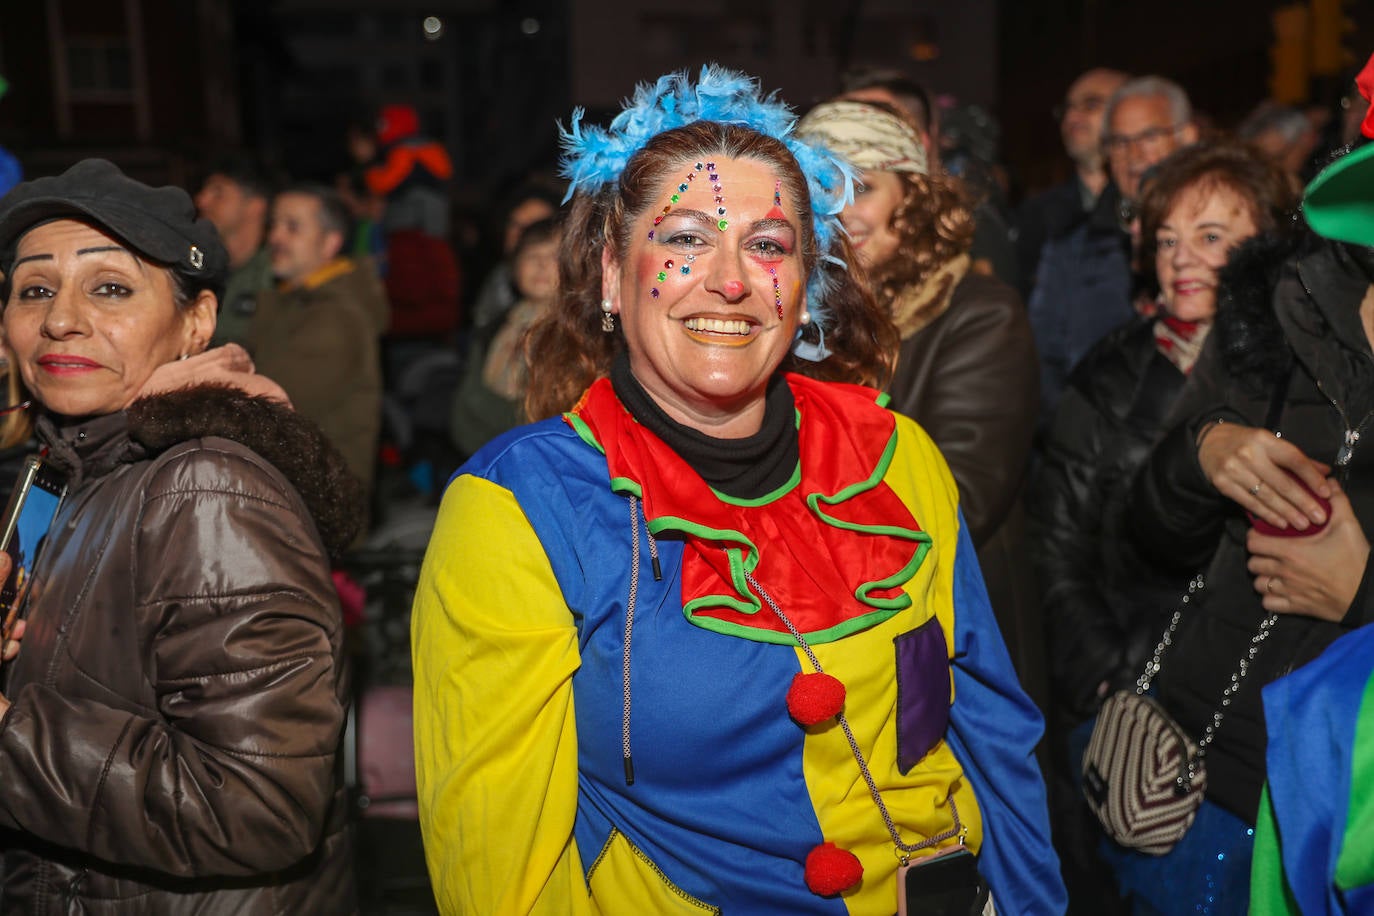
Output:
[1081, 575, 1277, 855]
[1081, 689, 1205, 855]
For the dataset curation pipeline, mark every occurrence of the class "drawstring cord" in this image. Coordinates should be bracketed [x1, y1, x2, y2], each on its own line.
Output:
[616, 496, 959, 856]
[622, 494, 661, 786]
[745, 570, 964, 858]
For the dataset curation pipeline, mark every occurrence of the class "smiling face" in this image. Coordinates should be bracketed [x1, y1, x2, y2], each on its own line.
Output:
[840, 170, 904, 270]
[3, 220, 215, 418]
[603, 155, 806, 437]
[1155, 182, 1259, 323]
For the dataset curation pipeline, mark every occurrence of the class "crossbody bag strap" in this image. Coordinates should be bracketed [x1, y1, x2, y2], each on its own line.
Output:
[1131, 364, 1293, 787]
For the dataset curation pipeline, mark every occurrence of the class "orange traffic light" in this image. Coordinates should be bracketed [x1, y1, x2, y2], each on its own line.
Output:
[1311, 0, 1356, 77]
[1271, 3, 1311, 103]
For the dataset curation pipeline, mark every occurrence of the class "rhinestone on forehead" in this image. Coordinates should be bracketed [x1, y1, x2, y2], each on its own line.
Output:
[648, 161, 707, 241]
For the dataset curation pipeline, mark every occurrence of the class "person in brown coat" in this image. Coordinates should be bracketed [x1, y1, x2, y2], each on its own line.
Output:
[251, 184, 388, 510]
[798, 99, 1046, 708]
[0, 159, 362, 913]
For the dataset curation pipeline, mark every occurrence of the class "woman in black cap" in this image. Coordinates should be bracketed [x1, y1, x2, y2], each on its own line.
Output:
[0, 159, 360, 912]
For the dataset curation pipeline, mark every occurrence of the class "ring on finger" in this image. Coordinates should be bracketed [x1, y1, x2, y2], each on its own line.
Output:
[1250, 481, 1264, 496]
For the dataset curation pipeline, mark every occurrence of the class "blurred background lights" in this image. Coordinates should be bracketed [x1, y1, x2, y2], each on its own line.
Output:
[422, 16, 444, 40]
[521, 18, 541, 35]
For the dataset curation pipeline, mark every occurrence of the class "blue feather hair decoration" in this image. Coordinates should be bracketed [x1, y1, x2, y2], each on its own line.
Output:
[558, 65, 855, 361]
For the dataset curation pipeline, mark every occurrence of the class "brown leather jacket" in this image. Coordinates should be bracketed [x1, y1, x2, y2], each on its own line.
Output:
[0, 386, 364, 914]
[886, 272, 1047, 710]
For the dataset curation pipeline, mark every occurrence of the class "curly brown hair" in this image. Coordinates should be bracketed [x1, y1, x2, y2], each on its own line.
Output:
[864, 169, 976, 311]
[1136, 139, 1299, 287]
[524, 120, 898, 421]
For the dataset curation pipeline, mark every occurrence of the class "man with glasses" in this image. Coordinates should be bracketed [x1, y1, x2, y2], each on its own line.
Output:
[1027, 75, 1198, 439]
[1017, 68, 1129, 298]
[1102, 76, 1199, 208]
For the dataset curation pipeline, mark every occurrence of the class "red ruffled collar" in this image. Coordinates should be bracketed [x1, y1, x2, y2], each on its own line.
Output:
[566, 374, 930, 644]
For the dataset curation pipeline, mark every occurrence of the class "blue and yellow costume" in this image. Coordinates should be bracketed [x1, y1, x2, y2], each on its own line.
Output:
[412, 375, 1063, 914]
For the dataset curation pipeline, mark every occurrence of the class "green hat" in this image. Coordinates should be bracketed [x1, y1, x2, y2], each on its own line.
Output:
[1303, 52, 1374, 247]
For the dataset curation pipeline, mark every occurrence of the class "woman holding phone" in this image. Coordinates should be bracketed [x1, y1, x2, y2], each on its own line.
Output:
[0, 159, 361, 912]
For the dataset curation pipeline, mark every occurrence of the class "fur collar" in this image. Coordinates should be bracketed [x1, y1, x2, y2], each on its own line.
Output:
[1213, 230, 1309, 384]
[125, 385, 364, 556]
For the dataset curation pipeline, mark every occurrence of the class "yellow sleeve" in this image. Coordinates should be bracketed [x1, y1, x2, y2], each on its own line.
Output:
[411, 475, 591, 915]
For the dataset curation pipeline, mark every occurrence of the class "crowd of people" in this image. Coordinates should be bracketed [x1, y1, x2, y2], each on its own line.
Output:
[0, 43, 1366, 915]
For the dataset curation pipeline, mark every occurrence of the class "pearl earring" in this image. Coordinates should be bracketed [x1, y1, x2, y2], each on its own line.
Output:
[799, 310, 811, 326]
[600, 298, 615, 333]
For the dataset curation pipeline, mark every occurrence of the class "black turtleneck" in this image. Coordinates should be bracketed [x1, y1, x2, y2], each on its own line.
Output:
[609, 353, 799, 500]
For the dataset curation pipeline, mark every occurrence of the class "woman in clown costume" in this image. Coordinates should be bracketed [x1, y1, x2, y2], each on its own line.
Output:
[411, 67, 1064, 915]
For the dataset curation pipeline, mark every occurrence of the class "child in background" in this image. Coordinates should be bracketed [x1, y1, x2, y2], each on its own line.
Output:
[448, 217, 560, 458]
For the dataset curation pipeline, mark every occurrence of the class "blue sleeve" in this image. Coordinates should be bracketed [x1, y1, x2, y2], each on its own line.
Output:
[945, 511, 1067, 915]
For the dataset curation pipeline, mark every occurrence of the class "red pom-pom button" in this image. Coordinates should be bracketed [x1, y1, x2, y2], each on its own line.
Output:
[804, 841, 863, 896]
[787, 672, 846, 726]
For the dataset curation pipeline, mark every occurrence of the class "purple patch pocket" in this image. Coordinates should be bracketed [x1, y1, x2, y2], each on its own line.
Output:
[894, 617, 951, 773]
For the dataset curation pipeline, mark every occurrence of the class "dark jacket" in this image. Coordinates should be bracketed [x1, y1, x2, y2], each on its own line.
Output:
[0, 386, 364, 914]
[1025, 182, 1135, 435]
[1016, 176, 1092, 302]
[887, 271, 1047, 708]
[1130, 232, 1374, 822]
[1031, 315, 1198, 721]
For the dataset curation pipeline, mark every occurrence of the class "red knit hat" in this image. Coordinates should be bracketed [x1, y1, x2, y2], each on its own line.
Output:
[376, 104, 420, 146]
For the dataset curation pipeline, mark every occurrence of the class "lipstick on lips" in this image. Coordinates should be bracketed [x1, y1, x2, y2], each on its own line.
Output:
[682, 315, 757, 346]
[37, 354, 101, 375]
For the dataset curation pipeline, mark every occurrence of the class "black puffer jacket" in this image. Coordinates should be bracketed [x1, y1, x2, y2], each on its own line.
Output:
[1030, 315, 1198, 722]
[1130, 231, 1374, 823]
[0, 385, 364, 914]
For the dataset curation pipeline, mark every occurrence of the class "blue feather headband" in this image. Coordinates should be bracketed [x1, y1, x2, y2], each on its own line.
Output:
[558, 65, 855, 361]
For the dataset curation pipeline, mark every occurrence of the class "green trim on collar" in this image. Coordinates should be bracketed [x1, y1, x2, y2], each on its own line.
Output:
[713, 463, 802, 506]
[566, 411, 606, 455]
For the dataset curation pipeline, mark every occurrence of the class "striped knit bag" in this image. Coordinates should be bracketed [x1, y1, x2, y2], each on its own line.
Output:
[1080, 573, 1277, 856]
[1081, 690, 1205, 855]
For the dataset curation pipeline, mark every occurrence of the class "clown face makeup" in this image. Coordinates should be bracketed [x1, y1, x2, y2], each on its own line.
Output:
[604, 156, 806, 437]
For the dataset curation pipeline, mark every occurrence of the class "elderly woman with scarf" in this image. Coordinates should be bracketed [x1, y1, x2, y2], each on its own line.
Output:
[411, 68, 1064, 915]
[1114, 59, 1374, 912]
[1029, 139, 1296, 910]
[796, 99, 1044, 707]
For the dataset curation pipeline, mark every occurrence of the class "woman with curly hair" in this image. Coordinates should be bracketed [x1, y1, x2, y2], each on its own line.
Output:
[798, 99, 1044, 707]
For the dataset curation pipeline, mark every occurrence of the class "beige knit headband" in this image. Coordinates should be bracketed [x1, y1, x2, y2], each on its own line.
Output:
[796, 100, 929, 176]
